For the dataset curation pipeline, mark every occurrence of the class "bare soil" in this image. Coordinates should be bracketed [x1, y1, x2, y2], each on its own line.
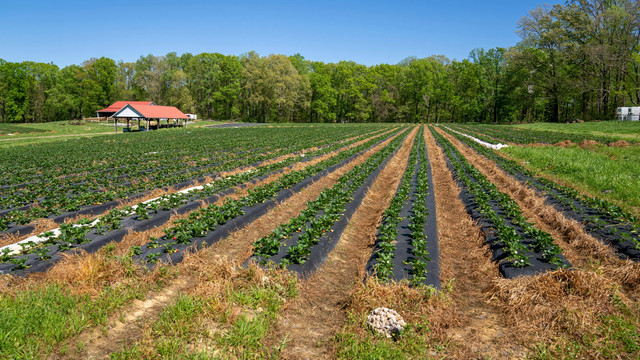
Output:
[56, 277, 191, 360]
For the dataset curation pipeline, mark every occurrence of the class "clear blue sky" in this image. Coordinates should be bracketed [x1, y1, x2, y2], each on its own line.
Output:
[0, 0, 563, 67]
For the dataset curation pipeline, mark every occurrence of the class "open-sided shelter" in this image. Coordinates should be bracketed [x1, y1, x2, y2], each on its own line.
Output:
[110, 103, 189, 132]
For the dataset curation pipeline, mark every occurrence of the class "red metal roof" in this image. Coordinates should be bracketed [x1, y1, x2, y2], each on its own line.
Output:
[132, 104, 189, 119]
[113, 104, 189, 119]
[97, 101, 154, 113]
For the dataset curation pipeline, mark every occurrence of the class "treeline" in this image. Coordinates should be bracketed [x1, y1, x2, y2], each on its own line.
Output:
[1, 0, 639, 124]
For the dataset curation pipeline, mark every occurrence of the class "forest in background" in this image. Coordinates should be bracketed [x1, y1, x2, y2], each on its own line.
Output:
[1, 0, 639, 124]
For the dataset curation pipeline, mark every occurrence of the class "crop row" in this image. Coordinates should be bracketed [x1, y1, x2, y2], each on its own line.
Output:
[366, 127, 440, 287]
[249, 127, 409, 275]
[0, 127, 407, 274]
[0, 125, 390, 234]
[430, 126, 571, 278]
[441, 126, 640, 260]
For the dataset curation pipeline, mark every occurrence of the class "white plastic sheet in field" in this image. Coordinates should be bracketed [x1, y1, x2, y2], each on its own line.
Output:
[445, 127, 509, 150]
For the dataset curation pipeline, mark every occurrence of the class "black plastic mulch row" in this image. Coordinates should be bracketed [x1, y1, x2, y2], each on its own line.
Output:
[365, 139, 441, 288]
[130, 130, 406, 270]
[0, 130, 383, 238]
[433, 129, 571, 279]
[247, 132, 407, 278]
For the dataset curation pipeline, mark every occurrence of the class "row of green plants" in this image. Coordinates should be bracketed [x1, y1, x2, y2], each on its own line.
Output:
[251, 129, 408, 267]
[430, 126, 568, 271]
[0, 125, 390, 232]
[0, 128, 401, 271]
[135, 127, 409, 264]
[371, 132, 421, 281]
[441, 126, 640, 253]
[404, 133, 433, 284]
[1, 124, 387, 186]
[370, 128, 434, 286]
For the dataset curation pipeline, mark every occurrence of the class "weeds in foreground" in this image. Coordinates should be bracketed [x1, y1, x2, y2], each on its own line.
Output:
[111, 262, 298, 359]
[0, 246, 169, 359]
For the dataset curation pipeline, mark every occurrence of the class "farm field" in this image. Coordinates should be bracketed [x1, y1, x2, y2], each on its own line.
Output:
[0, 123, 639, 359]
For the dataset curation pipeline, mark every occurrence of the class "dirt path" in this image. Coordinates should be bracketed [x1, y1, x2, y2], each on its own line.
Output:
[437, 127, 640, 298]
[57, 276, 192, 360]
[272, 126, 418, 359]
[424, 127, 525, 359]
[60, 129, 407, 359]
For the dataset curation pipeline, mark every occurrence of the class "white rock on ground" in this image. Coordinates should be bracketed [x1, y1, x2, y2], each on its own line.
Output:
[367, 307, 407, 338]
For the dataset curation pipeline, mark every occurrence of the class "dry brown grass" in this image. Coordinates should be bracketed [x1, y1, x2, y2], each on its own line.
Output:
[555, 140, 575, 147]
[341, 277, 458, 341]
[489, 269, 627, 342]
[0, 245, 166, 300]
[0, 231, 21, 248]
[425, 126, 527, 359]
[609, 140, 632, 147]
[579, 139, 600, 149]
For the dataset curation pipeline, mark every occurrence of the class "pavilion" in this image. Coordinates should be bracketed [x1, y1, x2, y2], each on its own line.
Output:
[106, 102, 189, 133]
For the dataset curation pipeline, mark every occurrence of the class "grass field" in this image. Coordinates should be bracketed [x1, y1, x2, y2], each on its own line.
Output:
[510, 121, 640, 142]
[0, 123, 48, 135]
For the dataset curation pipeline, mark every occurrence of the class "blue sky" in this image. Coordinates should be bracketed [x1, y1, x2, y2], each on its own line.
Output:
[0, 0, 563, 67]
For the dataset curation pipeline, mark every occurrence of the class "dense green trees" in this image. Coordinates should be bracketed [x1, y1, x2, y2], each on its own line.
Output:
[0, 0, 638, 123]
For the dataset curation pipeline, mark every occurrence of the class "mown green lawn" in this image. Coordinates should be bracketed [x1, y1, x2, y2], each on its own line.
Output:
[502, 143, 640, 215]
[511, 121, 640, 142]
